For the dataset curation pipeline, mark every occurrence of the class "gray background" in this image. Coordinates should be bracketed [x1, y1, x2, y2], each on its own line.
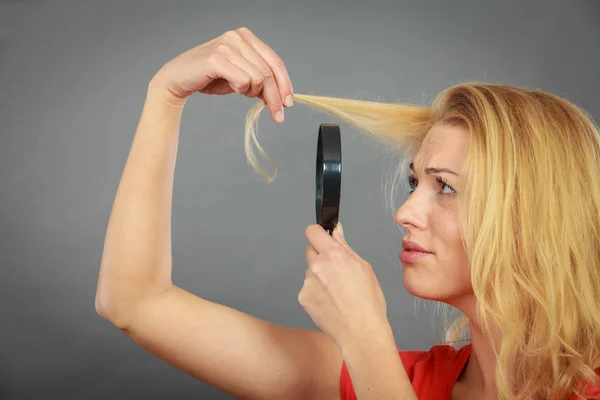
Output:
[1, 0, 598, 399]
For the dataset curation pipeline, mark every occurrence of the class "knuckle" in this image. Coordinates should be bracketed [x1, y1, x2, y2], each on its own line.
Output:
[236, 26, 252, 35]
[214, 43, 232, 54]
[304, 225, 312, 237]
[240, 74, 251, 87]
[272, 57, 285, 70]
[250, 71, 264, 83]
[323, 252, 334, 263]
[331, 247, 345, 258]
[222, 30, 240, 41]
[310, 263, 322, 275]
[297, 292, 305, 305]
[260, 66, 274, 79]
[206, 51, 223, 64]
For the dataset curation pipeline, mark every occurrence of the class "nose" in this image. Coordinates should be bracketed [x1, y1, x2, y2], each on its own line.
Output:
[394, 192, 427, 230]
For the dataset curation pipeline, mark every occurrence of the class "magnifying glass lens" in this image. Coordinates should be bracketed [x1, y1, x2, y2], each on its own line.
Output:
[315, 124, 342, 235]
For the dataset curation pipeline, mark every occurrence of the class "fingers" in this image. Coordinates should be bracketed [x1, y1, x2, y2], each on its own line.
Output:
[220, 46, 263, 95]
[223, 38, 283, 122]
[304, 224, 340, 254]
[236, 28, 294, 103]
[220, 28, 293, 123]
[207, 52, 252, 93]
[305, 244, 318, 264]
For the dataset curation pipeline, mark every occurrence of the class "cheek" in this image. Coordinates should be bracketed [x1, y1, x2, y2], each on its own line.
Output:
[435, 208, 461, 254]
[402, 208, 472, 301]
[434, 210, 470, 281]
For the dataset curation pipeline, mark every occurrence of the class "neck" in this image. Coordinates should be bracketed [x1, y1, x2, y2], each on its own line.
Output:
[462, 324, 498, 394]
[453, 298, 503, 398]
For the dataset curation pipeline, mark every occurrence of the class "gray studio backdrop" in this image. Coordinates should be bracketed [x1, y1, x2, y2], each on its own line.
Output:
[1, 0, 598, 399]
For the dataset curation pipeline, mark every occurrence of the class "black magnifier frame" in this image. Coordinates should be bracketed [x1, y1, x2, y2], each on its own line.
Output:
[315, 124, 342, 235]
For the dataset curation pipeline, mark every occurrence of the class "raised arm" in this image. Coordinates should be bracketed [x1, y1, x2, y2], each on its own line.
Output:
[94, 28, 344, 400]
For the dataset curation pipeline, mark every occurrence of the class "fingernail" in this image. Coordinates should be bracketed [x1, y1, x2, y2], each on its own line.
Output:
[285, 95, 293, 107]
[336, 222, 344, 237]
[275, 110, 284, 123]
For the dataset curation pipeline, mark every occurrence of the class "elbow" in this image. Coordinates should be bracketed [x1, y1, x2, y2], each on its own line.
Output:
[94, 267, 172, 330]
[95, 295, 113, 322]
[95, 288, 132, 331]
[95, 295, 109, 320]
[94, 267, 137, 330]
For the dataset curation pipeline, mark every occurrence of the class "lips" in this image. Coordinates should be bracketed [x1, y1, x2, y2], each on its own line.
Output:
[402, 239, 432, 253]
[399, 250, 431, 263]
[399, 239, 432, 264]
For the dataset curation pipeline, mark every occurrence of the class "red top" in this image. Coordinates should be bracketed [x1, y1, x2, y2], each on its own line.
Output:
[340, 344, 600, 399]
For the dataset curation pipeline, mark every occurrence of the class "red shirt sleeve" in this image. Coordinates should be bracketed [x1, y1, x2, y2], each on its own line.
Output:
[339, 344, 471, 400]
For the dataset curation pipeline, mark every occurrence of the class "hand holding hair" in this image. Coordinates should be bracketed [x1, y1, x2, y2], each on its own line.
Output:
[148, 27, 294, 123]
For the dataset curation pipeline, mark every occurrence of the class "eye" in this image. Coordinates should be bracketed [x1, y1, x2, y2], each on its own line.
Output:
[408, 175, 418, 193]
[436, 176, 456, 196]
[407, 174, 456, 196]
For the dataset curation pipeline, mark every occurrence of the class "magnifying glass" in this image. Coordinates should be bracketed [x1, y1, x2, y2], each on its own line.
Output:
[315, 124, 342, 235]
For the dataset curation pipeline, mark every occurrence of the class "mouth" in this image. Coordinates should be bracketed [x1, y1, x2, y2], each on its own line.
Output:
[401, 239, 432, 253]
[400, 239, 432, 263]
[399, 249, 432, 264]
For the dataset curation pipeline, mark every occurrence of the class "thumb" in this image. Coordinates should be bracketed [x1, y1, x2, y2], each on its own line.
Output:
[333, 221, 345, 241]
[333, 222, 360, 260]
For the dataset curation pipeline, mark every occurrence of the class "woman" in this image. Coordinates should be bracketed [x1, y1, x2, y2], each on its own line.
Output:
[95, 27, 600, 400]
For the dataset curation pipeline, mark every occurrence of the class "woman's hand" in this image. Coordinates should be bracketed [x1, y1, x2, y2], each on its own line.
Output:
[148, 27, 294, 123]
[299, 222, 391, 350]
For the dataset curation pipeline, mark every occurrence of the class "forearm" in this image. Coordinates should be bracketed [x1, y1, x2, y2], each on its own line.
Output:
[95, 85, 186, 325]
[340, 325, 418, 400]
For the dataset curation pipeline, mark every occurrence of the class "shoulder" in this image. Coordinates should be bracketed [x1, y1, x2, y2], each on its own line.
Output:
[574, 375, 600, 399]
[404, 344, 471, 385]
[339, 343, 471, 400]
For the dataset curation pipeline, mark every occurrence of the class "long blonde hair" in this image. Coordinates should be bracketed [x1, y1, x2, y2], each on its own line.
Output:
[243, 82, 600, 399]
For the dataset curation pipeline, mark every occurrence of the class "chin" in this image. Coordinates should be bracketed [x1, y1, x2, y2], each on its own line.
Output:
[402, 266, 468, 303]
[403, 268, 440, 300]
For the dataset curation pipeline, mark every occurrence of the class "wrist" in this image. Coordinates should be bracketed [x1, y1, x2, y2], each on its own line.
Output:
[338, 319, 395, 353]
[134, 81, 186, 135]
[146, 76, 188, 110]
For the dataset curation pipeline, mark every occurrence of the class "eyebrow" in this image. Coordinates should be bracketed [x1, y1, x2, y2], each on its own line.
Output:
[409, 161, 458, 176]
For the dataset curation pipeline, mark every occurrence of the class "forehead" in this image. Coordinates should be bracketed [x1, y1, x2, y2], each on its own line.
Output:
[412, 123, 469, 171]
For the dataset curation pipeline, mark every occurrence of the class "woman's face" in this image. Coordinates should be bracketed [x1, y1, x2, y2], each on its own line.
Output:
[394, 123, 472, 307]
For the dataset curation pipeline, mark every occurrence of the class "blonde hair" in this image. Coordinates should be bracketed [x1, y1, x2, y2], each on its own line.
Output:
[243, 82, 600, 399]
